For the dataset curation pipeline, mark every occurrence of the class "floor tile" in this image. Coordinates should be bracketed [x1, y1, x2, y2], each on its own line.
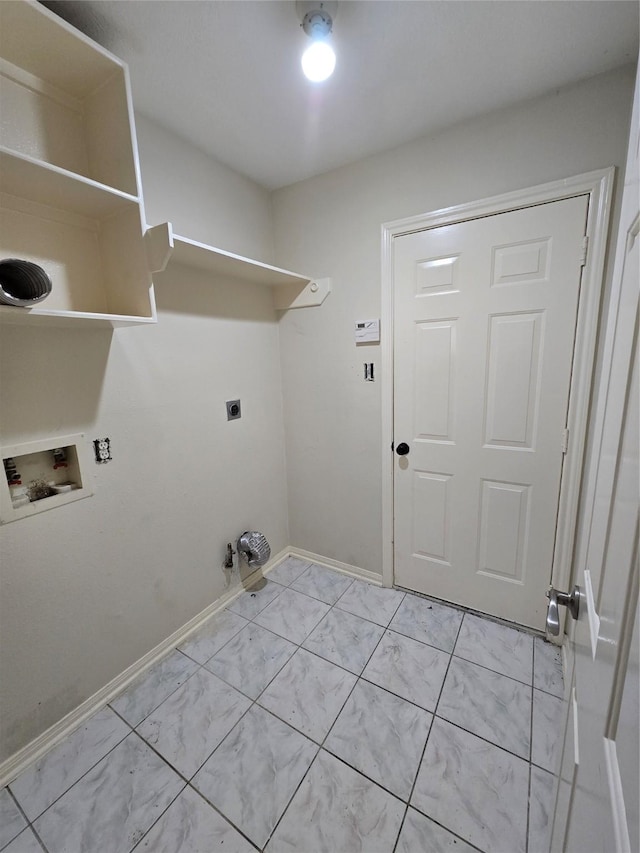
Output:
[412, 718, 529, 853]
[302, 608, 385, 675]
[137, 786, 254, 852]
[389, 595, 463, 653]
[437, 656, 532, 759]
[259, 648, 356, 742]
[2, 828, 43, 853]
[0, 788, 27, 848]
[325, 679, 432, 800]
[454, 613, 533, 684]
[534, 637, 564, 698]
[9, 708, 129, 822]
[395, 807, 476, 853]
[192, 706, 316, 849]
[226, 580, 282, 620]
[529, 765, 557, 853]
[267, 556, 312, 587]
[204, 623, 296, 699]
[362, 630, 449, 712]
[254, 587, 330, 644]
[532, 688, 564, 772]
[335, 579, 405, 626]
[266, 750, 404, 853]
[177, 610, 248, 664]
[33, 733, 183, 853]
[110, 650, 199, 727]
[137, 668, 251, 778]
[291, 563, 353, 605]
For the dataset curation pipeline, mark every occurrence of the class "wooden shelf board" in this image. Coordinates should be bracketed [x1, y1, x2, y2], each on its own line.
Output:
[170, 234, 311, 288]
[0, 149, 139, 219]
[0, 305, 157, 328]
[0, 1, 122, 99]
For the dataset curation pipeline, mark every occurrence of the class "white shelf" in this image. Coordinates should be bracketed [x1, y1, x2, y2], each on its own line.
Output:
[0, 148, 139, 219]
[0, 0, 157, 327]
[172, 235, 309, 287]
[0, 2, 122, 100]
[0, 306, 157, 329]
[145, 223, 331, 310]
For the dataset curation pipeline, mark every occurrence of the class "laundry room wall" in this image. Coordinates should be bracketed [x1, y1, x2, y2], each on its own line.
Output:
[0, 116, 288, 762]
[271, 65, 636, 576]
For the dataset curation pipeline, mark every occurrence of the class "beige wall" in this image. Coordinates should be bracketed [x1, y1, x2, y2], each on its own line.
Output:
[0, 118, 288, 762]
[272, 66, 636, 576]
[135, 116, 275, 261]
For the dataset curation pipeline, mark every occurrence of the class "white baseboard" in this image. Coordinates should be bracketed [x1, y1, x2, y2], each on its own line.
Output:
[0, 547, 289, 788]
[282, 547, 382, 586]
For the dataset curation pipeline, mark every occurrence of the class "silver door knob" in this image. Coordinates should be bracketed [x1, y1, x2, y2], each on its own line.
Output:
[546, 585, 581, 635]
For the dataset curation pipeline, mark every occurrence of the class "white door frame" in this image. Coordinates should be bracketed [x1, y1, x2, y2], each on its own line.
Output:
[380, 169, 615, 624]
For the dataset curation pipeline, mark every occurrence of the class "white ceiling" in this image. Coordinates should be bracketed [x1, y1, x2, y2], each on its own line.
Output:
[45, 1, 639, 190]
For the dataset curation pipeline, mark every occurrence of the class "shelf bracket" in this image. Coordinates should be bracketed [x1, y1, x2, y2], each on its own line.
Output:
[145, 222, 174, 273]
[273, 276, 331, 310]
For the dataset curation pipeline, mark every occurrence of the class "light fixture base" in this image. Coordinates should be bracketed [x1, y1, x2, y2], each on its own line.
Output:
[296, 1, 338, 31]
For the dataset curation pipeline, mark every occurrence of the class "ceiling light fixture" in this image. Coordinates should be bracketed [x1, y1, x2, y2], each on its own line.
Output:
[297, 1, 337, 83]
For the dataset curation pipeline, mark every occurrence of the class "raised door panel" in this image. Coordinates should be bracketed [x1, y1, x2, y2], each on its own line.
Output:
[484, 312, 544, 450]
[412, 471, 452, 567]
[414, 321, 456, 443]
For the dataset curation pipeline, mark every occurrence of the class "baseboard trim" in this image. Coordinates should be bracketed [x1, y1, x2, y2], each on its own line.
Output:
[282, 547, 382, 586]
[0, 547, 289, 788]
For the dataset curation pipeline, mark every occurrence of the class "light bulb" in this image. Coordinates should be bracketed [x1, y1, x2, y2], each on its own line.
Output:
[301, 41, 336, 82]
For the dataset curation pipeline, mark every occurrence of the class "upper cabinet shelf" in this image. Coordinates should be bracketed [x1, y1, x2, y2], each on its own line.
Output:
[0, 0, 156, 326]
[0, 148, 139, 219]
[0, 1, 138, 195]
[145, 223, 331, 310]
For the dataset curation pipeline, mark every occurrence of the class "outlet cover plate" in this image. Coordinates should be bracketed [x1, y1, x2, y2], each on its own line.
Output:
[226, 400, 241, 421]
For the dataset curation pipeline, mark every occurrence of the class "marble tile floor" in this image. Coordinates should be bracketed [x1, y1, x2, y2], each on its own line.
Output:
[2, 557, 565, 853]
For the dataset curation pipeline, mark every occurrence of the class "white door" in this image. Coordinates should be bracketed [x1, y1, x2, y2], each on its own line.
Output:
[551, 64, 639, 853]
[393, 196, 589, 628]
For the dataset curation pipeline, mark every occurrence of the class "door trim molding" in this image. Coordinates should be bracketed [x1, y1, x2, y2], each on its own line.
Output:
[380, 168, 615, 609]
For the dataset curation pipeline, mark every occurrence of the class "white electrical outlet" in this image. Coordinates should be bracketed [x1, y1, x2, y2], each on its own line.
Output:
[93, 438, 112, 463]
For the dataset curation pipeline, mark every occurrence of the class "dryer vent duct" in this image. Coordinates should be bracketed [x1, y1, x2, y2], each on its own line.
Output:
[237, 531, 271, 569]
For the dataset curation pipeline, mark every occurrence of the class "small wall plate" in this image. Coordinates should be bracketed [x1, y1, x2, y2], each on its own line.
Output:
[226, 400, 241, 421]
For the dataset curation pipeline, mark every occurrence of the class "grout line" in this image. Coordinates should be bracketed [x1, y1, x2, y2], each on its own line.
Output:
[394, 584, 545, 639]
[176, 611, 251, 666]
[7, 719, 132, 827]
[409, 613, 464, 802]
[127, 778, 189, 853]
[126, 725, 261, 853]
[448, 649, 533, 688]
[201, 626, 299, 703]
[25, 825, 49, 853]
[183, 784, 262, 852]
[321, 749, 407, 803]
[428, 712, 531, 765]
[127, 722, 258, 849]
[398, 801, 487, 853]
[108, 653, 204, 730]
[1, 788, 49, 853]
[391, 611, 466, 853]
[391, 806, 410, 853]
